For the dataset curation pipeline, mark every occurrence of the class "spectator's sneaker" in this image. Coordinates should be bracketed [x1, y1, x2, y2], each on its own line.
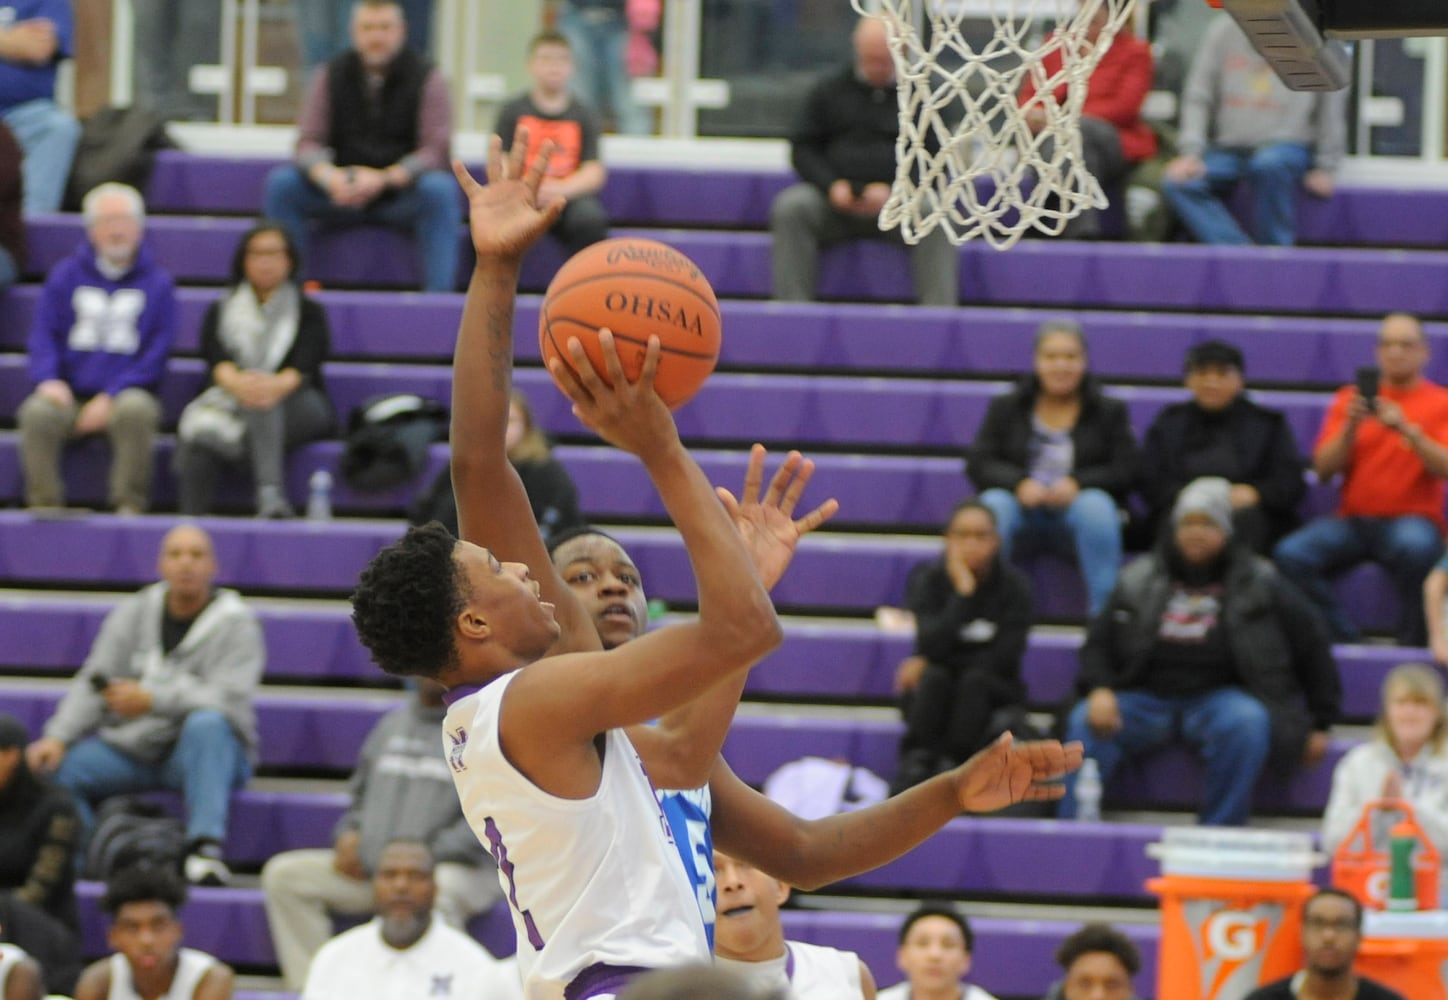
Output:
[184, 841, 232, 886]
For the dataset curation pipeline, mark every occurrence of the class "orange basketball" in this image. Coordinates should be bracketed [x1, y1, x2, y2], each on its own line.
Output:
[539, 237, 721, 410]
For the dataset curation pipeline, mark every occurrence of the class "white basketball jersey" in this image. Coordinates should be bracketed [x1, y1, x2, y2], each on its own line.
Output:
[715, 941, 865, 999]
[878, 983, 1000, 1000]
[0, 944, 27, 995]
[108, 947, 216, 1000]
[444, 671, 709, 999]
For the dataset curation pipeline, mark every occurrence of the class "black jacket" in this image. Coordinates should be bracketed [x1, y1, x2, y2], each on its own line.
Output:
[966, 375, 1138, 503]
[1139, 395, 1305, 522]
[906, 553, 1033, 702]
[0, 766, 78, 930]
[1078, 542, 1341, 766]
[789, 63, 899, 193]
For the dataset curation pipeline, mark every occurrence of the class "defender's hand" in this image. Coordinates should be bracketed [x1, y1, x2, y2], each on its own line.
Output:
[454, 132, 566, 263]
[715, 444, 839, 591]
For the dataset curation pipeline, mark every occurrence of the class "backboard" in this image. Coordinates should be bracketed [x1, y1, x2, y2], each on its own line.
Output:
[1214, 0, 1448, 91]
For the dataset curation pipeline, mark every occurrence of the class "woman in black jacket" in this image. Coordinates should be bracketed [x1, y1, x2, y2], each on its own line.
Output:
[967, 320, 1137, 616]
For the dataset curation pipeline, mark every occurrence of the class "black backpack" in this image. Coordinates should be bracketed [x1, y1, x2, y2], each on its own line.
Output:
[62, 106, 175, 212]
[84, 796, 187, 880]
[339, 393, 449, 493]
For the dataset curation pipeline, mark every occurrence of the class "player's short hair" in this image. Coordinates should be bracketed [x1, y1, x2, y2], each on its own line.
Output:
[898, 903, 974, 951]
[1305, 887, 1364, 930]
[529, 30, 571, 54]
[101, 865, 187, 917]
[1055, 922, 1140, 975]
[547, 524, 626, 559]
[945, 498, 996, 533]
[352, 522, 468, 679]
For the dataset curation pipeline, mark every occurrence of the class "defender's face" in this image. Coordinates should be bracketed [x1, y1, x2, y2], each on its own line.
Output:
[552, 534, 648, 650]
[713, 852, 789, 960]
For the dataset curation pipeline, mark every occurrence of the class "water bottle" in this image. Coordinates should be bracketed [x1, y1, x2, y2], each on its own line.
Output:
[306, 469, 333, 522]
[1075, 757, 1102, 823]
[1389, 822, 1420, 911]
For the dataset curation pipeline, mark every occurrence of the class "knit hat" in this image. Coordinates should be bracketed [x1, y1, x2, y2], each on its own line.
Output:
[1185, 339, 1245, 374]
[0, 711, 29, 750]
[1173, 476, 1233, 536]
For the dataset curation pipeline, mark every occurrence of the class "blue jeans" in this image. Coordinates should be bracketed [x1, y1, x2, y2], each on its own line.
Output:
[1, 98, 80, 214]
[978, 487, 1121, 616]
[1273, 514, 1443, 645]
[1059, 688, 1271, 825]
[1162, 142, 1312, 246]
[53, 710, 252, 848]
[558, 2, 650, 135]
[263, 165, 460, 292]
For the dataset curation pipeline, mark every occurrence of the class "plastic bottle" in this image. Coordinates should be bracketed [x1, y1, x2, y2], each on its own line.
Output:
[1388, 821, 1420, 911]
[306, 469, 333, 522]
[1075, 757, 1102, 822]
[647, 598, 668, 622]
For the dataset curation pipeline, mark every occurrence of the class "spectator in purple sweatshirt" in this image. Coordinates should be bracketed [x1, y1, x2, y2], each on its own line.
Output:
[16, 183, 177, 514]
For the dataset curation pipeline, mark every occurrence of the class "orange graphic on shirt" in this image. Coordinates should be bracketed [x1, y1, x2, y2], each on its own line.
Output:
[515, 115, 583, 177]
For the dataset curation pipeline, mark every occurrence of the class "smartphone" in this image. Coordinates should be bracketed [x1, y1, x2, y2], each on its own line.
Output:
[1356, 366, 1380, 410]
[89, 674, 109, 693]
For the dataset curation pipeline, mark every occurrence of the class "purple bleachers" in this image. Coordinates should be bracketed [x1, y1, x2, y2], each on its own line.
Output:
[70, 880, 1160, 997]
[5, 285, 1431, 387]
[24, 213, 1448, 314]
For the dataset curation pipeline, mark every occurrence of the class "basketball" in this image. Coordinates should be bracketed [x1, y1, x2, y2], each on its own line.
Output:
[539, 237, 721, 410]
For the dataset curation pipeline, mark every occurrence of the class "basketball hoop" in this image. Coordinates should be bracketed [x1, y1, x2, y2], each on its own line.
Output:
[853, 0, 1137, 249]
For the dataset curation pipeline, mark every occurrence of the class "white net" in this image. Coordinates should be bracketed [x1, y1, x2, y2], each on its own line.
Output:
[852, 0, 1137, 249]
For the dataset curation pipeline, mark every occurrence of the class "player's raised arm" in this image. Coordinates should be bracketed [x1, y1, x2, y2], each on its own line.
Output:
[499, 334, 782, 793]
[447, 138, 601, 657]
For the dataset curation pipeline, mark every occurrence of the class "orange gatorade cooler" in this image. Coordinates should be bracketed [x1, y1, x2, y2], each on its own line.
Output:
[1356, 910, 1448, 1000]
[1331, 799, 1440, 911]
[1147, 828, 1322, 1000]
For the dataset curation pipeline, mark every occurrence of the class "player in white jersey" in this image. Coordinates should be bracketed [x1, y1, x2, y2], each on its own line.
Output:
[0, 937, 44, 1000]
[876, 905, 998, 1000]
[72, 866, 232, 1000]
[350, 137, 787, 1000]
[712, 851, 874, 998]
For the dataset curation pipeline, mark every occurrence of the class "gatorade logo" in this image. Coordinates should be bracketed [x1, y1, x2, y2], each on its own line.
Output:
[1184, 899, 1281, 999]
[1365, 870, 1390, 905]
[1205, 911, 1265, 961]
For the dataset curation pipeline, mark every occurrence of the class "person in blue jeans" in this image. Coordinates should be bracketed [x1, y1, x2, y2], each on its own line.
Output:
[0, 0, 79, 214]
[1161, 16, 1346, 246]
[1058, 477, 1341, 826]
[23, 525, 263, 887]
[966, 320, 1136, 617]
[557, 0, 650, 135]
[264, 0, 457, 292]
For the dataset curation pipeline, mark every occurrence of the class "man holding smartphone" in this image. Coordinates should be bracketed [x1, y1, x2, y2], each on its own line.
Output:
[1275, 312, 1448, 645]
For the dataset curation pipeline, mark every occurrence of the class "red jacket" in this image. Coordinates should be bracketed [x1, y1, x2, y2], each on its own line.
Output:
[1019, 30, 1157, 163]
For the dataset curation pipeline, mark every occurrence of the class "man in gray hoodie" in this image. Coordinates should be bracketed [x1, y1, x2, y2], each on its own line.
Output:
[24, 524, 261, 888]
[1161, 14, 1347, 246]
[260, 680, 501, 992]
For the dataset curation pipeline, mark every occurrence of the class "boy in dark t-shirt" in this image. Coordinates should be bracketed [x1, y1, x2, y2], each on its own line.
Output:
[1243, 889, 1405, 1000]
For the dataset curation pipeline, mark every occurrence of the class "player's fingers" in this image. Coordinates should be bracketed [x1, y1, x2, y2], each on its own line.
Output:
[453, 158, 482, 195]
[547, 357, 594, 407]
[762, 450, 802, 510]
[564, 339, 607, 398]
[509, 127, 532, 181]
[522, 137, 557, 194]
[740, 444, 767, 505]
[774, 453, 813, 515]
[636, 336, 662, 390]
[540, 196, 567, 228]
[483, 136, 505, 185]
[716, 486, 741, 519]
[793, 497, 840, 535]
[595, 329, 630, 388]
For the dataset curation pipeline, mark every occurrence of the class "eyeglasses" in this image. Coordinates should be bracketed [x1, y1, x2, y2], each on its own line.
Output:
[1304, 917, 1358, 933]
[1378, 339, 1423, 350]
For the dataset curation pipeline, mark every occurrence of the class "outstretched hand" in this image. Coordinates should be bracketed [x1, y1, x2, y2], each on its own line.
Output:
[453, 131, 566, 263]
[715, 444, 839, 590]
[951, 733, 1084, 813]
[550, 330, 679, 459]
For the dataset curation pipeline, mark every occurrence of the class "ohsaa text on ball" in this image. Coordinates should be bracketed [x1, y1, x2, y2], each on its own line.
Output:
[604, 243, 700, 278]
[605, 291, 706, 338]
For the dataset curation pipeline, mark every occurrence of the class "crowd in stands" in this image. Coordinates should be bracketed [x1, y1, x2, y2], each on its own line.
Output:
[4, 1, 1448, 998]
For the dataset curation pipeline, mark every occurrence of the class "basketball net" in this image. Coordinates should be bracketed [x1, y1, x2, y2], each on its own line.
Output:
[852, 0, 1136, 249]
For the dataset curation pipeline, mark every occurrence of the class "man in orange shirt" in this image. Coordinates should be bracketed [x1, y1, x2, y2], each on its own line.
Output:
[1018, 4, 1156, 239]
[1274, 312, 1448, 644]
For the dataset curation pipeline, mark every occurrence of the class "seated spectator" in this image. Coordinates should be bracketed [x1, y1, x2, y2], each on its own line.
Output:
[262, 681, 501, 992]
[0, 120, 23, 289]
[0, 894, 80, 998]
[770, 17, 957, 307]
[1274, 313, 1448, 645]
[1161, 16, 1346, 246]
[1242, 889, 1404, 1000]
[878, 904, 996, 1000]
[1321, 664, 1448, 880]
[0, 0, 79, 214]
[412, 389, 583, 543]
[0, 713, 77, 931]
[73, 866, 234, 1000]
[1017, 3, 1156, 239]
[264, 0, 458, 293]
[24, 525, 262, 887]
[495, 32, 609, 258]
[1041, 923, 1142, 1000]
[173, 222, 336, 518]
[967, 320, 1135, 617]
[0, 924, 43, 1000]
[891, 500, 1032, 795]
[1059, 477, 1340, 826]
[16, 183, 176, 514]
[711, 851, 876, 998]
[1139, 339, 1305, 554]
[301, 840, 521, 1000]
